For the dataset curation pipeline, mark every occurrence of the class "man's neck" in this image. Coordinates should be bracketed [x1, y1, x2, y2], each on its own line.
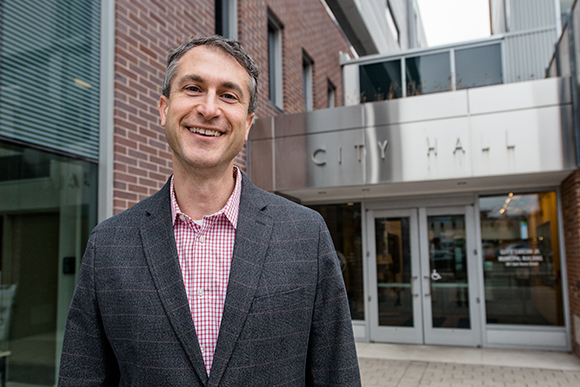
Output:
[172, 163, 237, 221]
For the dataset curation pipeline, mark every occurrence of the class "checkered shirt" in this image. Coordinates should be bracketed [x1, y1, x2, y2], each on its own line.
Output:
[170, 167, 241, 375]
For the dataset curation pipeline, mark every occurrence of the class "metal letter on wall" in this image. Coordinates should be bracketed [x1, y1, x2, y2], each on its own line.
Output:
[312, 148, 326, 166]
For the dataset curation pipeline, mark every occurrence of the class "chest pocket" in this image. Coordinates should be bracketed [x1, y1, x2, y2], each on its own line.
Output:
[249, 287, 307, 313]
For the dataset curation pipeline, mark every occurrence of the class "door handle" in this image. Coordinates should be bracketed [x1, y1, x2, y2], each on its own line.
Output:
[424, 293, 431, 297]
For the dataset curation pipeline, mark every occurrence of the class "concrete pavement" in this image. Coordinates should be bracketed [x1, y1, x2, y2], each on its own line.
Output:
[357, 343, 580, 387]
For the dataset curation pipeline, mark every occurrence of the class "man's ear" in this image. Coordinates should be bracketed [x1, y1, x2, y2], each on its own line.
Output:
[244, 113, 255, 141]
[158, 96, 169, 127]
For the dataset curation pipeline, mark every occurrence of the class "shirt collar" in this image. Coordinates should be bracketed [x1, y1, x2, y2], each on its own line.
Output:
[170, 166, 242, 229]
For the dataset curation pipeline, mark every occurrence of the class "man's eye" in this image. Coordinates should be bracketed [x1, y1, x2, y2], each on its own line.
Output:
[223, 93, 237, 100]
[186, 86, 200, 92]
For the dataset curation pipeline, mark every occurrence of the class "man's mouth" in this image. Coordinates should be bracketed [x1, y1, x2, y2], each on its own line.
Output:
[188, 127, 223, 137]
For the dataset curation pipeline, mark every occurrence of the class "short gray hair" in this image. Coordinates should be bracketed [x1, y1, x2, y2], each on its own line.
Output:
[162, 35, 259, 114]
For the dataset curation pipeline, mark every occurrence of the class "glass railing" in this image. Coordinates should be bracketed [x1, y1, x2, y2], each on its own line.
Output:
[356, 40, 504, 103]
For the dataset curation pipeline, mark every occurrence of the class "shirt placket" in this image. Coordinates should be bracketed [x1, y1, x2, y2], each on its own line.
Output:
[194, 218, 214, 374]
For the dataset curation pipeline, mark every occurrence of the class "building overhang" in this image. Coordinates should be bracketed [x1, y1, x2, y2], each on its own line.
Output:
[249, 77, 576, 203]
[324, 0, 378, 56]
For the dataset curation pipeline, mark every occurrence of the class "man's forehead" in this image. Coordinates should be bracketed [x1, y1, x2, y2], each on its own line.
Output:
[179, 45, 243, 72]
[174, 46, 251, 93]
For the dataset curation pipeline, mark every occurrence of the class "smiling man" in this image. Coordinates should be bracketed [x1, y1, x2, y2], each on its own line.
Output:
[58, 35, 361, 386]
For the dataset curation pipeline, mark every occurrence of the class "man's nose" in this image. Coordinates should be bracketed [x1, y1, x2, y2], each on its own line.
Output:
[196, 92, 220, 120]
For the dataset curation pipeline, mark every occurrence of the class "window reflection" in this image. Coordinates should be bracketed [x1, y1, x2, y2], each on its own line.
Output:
[406, 52, 451, 96]
[359, 60, 402, 103]
[428, 215, 470, 329]
[455, 44, 503, 89]
[479, 192, 564, 326]
[0, 142, 98, 385]
[375, 217, 413, 327]
[309, 203, 364, 320]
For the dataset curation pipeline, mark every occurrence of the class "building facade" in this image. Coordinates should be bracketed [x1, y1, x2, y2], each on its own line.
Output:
[0, 0, 354, 384]
[249, 0, 580, 358]
[548, 0, 580, 358]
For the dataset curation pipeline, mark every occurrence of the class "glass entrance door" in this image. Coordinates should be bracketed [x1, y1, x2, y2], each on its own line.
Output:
[368, 209, 423, 343]
[368, 206, 481, 346]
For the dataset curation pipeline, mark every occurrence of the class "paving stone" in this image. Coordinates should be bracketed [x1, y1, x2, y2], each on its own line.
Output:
[359, 356, 580, 387]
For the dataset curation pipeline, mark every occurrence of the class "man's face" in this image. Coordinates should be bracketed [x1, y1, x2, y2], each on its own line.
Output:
[159, 46, 254, 175]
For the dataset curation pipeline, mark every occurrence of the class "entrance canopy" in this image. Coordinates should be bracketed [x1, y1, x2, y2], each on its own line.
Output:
[249, 77, 576, 203]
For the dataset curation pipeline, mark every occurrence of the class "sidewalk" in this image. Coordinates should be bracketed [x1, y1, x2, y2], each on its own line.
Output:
[357, 342, 580, 387]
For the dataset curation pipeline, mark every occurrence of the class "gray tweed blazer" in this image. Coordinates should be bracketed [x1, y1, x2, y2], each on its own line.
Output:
[58, 175, 361, 386]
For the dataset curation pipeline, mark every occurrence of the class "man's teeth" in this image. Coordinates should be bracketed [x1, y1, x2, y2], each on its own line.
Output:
[189, 127, 222, 137]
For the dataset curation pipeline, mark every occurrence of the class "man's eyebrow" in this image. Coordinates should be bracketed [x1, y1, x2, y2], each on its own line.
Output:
[176, 74, 246, 97]
[221, 81, 245, 97]
[176, 74, 203, 86]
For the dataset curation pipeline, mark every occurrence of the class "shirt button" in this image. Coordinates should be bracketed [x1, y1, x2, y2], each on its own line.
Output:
[198, 288, 204, 298]
[200, 345, 205, 353]
[199, 235, 205, 243]
[179, 214, 186, 221]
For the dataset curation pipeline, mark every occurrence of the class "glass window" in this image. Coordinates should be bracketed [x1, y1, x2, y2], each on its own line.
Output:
[480, 192, 564, 326]
[0, 0, 101, 160]
[268, 10, 283, 109]
[215, 0, 238, 39]
[0, 141, 98, 385]
[327, 80, 336, 108]
[309, 203, 364, 320]
[375, 216, 413, 326]
[386, 1, 399, 45]
[455, 44, 503, 90]
[560, 0, 574, 27]
[405, 52, 451, 96]
[303, 51, 314, 112]
[359, 59, 402, 103]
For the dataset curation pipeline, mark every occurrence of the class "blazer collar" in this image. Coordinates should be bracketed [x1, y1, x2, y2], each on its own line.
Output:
[140, 178, 209, 384]
[207, 175, 275, 386]
[140, 174, 275, 386]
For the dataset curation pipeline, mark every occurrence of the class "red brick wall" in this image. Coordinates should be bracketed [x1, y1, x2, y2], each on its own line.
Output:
[239, 0, 350, 117]
[561, 170, 580, 357]
[112, 0, 351, 214]
[113, 0, 212, 214]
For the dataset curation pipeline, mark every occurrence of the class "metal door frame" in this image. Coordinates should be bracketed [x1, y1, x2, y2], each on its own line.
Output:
[367, 208, 423, 344]
[420, 206, 482, 347]
[367, 205, 482, 347]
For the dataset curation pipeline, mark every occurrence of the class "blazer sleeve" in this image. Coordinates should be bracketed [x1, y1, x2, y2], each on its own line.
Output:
[305, 217, 362, 386]
[58, 231, 120, 386]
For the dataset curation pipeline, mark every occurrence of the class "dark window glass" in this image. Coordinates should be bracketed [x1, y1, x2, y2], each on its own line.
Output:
[309, 203, 364, 320]
[455, 44, 503, 89]
[0, 141, 98, 385]
[359, 59, 402, 103]
[215, 0, 224, 36]
[375, 217, 413, 327]
[480, 192, 564, 326]
[427, 215, 470, 329]
[405, 52, 451, 96]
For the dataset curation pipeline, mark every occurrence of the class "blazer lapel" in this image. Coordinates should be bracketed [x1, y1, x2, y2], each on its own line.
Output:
[140, 179, 209, 385]
[208, 177, 274, 386]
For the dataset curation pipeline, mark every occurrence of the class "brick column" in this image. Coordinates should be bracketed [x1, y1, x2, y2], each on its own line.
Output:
[113, 0, 214, 214]
[561, 170, 580, 357]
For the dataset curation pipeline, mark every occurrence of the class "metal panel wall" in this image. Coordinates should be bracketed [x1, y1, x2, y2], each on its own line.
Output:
[506, 0, 557, 31]
[504, 28, 559, 82]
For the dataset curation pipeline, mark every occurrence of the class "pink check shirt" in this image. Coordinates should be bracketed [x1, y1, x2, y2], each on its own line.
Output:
[170, 167, 241, 375]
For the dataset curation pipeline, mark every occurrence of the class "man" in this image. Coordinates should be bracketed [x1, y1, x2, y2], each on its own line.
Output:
[58, 35, 361, 386]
